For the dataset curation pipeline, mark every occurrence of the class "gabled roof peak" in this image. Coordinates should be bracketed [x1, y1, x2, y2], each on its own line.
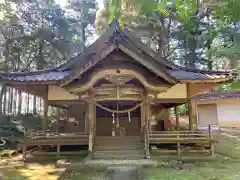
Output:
[109, 18, 122, 32]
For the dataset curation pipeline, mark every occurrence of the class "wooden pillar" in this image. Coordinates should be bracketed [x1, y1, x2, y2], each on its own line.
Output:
[140, 103, 146, 131]
[56, 107, 60, 158]
[43, 99, 48, 132]
[186, 83, 194, 131]
[88, 102, 95, 157]
[147, 103, 152, 133]
[42, 86, 48, 132]
[174, 106, 180, 130]
[145, 98, 150, 159]
[177, 133, 180, 155]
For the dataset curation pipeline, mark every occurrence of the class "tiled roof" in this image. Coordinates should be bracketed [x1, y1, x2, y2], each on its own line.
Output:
[2, 71, 70, 82]
[167, 69, 231, 81]
[193, 91, 240, 100]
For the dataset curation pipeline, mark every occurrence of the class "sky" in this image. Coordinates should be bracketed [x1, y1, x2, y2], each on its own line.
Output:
[55, 0, 104, 9]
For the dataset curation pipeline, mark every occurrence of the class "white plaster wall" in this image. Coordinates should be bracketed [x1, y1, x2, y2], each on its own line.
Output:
[217, 102, 240, 127]
[48, 85, 79, 100]
[197, 104, 218, 126]
[157, 84, 187, 99]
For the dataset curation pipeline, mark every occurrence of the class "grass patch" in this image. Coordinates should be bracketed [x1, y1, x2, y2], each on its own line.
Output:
[144, 131, 240, 180]
[0, 163, 64, 180]
[144, 156, 240, 180]
[59, 167, 106, 180]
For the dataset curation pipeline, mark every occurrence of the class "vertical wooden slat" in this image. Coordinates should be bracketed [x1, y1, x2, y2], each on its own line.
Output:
[175, 106, 180, 130]
[187, 83, 194, 131]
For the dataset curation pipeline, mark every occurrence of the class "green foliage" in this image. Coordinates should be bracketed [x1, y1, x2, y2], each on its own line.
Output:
[0, 0, 97, 71]
[103, 0, 240, 70]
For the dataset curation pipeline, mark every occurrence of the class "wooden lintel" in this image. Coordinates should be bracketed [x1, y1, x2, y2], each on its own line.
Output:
[48, 99, 85, 105]
[180, 77, 231, 84]
[153, 99, 187, 104]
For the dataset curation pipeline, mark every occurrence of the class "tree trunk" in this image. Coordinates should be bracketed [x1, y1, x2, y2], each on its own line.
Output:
[3, 88, 7, 115]
[17, 90, 22, 114]
[0, 85, 6, 116]
[13, 88, 17, 115]
[26, 93, 29, 114]
[33, 95, 37, 114]
[9, 87, 13, 114]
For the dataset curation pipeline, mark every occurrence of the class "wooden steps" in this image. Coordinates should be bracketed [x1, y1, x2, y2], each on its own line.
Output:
[93, 136, 144, 159]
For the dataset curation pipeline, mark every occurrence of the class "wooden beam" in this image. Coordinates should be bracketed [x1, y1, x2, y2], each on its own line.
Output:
[180, 77, 231, 84]
[153, 98, 187, 104]
[187, 83, 194, 131]
[48, 99, 85, 106]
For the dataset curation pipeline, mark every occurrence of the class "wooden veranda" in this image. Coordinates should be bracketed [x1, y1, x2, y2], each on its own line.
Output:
[0, 20, 234, 160]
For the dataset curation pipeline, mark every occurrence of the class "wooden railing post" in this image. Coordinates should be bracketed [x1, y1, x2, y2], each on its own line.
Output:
[209, 125, 214, 155]
[177, 132, 180, 155]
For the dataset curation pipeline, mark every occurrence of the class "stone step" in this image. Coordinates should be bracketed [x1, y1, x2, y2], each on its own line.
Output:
[94, 141, 143, 146]
[93, 152, 145, 160]
[94, 145, 144, 151]
[93, 155, 144, 160]
[93, 150, 144, 158]
[95, 139, 143, 145]
[95, 136, 142, 141]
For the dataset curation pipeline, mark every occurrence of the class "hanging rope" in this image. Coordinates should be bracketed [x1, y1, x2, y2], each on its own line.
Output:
[83, 98, 145, 113]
